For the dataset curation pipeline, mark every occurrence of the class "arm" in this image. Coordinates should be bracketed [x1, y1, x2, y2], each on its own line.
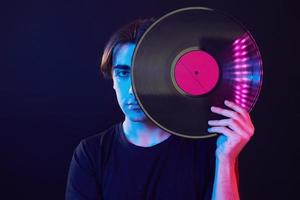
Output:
[208, 100, 255, 200]
[212, 157, 239, 200]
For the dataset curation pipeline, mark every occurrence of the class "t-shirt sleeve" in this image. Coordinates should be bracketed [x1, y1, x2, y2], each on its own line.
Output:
[65, 139, 102, 200]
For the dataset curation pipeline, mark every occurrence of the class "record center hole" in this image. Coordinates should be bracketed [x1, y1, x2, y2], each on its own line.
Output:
[194, 71, 199, 75]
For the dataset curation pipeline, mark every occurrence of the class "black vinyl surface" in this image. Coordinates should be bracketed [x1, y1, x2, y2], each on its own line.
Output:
[132, 7, 263, 138]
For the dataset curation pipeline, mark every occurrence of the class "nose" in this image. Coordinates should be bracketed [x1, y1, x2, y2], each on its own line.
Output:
[129, 83, 133, 95]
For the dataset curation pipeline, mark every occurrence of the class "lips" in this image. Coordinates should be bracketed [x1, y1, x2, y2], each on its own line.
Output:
[126, 102, 141, 110]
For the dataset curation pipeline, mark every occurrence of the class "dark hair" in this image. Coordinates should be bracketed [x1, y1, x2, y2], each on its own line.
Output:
[100, 18, 155, 79]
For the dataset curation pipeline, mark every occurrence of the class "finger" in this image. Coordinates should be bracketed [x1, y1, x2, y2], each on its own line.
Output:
[211, 106, 243, 123]
[224, 100, 250, 120]
[208, 119, 250, 138]
[224, 100, 255, 136]
[208, 126, 236, 138]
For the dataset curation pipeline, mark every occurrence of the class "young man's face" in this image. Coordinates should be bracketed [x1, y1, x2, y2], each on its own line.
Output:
[112, 43, 148, 122]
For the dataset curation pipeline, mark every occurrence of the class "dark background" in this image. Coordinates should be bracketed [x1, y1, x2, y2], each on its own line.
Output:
[1, 0, 297, 199]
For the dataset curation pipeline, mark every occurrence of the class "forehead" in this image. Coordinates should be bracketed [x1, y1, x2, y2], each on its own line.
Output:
[112, 43, 136, 68]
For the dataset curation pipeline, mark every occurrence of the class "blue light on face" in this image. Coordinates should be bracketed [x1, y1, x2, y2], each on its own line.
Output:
[112, 43, 148, 122]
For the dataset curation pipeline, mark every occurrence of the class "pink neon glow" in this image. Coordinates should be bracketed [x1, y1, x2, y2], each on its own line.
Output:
[235, 64, 249, 68]
[234, 71, 250, 75]
[234, 57, 249, 62]
[230, 33, 257, 111]
[234, 45, 246, 50]
[234, 78, 250, 81]
[233, 39, 240, 45]
[222, 32, 262, 111]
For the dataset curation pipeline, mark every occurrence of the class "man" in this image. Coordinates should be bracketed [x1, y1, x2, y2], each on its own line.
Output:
[66, 18, 255, 200]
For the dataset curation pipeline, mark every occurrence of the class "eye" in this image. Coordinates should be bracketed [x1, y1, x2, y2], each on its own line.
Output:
[115, 70, 130, 78]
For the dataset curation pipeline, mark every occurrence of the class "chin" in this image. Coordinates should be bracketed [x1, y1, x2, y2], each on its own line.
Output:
[125, 110, 149, 122]
[130, 117, 147, 122]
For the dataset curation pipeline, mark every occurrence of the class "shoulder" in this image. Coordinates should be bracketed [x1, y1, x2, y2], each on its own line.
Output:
[72, 123, 120, 168]
[77, 122, 120, 155]
[81, 124, 116, 146]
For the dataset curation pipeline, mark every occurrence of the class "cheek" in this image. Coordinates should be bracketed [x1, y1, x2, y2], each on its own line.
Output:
[114, 79, 130, 100]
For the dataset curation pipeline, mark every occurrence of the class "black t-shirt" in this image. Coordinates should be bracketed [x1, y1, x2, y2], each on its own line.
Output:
[66, 122, 217, 200]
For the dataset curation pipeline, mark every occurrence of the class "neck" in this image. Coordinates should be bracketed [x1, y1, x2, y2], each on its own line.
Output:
[122, 117, 172, 147]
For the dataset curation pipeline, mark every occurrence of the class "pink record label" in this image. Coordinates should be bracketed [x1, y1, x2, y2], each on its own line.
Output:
[174, 50, 220, 96]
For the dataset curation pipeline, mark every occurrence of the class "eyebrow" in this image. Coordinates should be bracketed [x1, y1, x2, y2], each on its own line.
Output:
[112, 65, 130, 70]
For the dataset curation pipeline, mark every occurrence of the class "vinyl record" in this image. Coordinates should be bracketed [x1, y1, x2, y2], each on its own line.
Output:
[132, 7, 263, 138]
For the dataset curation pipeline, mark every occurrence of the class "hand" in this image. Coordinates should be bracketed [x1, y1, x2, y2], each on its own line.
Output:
[208, 100, 255, 162]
